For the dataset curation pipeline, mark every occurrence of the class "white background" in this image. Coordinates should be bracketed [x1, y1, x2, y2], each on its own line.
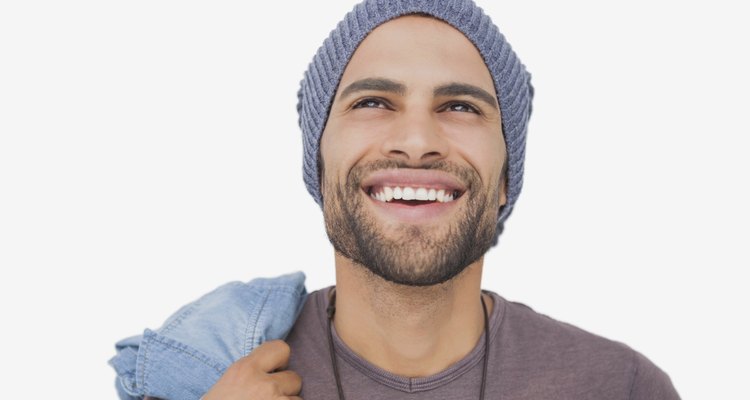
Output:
[1, 0, 748, 398]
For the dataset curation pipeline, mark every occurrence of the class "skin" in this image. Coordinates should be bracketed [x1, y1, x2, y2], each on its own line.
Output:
[203, 15, 508, 398]
[322, 14, 507, 377]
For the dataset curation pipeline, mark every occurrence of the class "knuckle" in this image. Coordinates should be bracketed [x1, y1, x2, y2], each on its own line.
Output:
[288, 371, 302, 384]
[230, 357, 252, 371]
[224, 358, 261, 380]
[267, 340, 291, 358]
[271, 339, 291, 352]
[253, 378, 280, 397]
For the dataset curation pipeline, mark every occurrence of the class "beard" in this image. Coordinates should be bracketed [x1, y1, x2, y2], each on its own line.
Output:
[322, 159, 501, 287]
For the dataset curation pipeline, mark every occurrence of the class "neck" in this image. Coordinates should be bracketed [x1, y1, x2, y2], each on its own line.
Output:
[331, 253, 491, 377]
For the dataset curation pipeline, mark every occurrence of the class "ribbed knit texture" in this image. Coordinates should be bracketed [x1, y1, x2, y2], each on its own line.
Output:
[297, 0, 534, 245]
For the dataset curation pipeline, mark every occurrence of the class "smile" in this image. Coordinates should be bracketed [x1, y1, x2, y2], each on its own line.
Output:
[359, 168, 468, 213]
[367, 185, 463, 204]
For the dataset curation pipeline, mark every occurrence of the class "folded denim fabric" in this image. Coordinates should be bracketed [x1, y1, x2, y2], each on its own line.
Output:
[109, 272, 308, 400]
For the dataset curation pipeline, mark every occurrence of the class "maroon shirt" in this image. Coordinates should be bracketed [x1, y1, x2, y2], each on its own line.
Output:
[285, 287, 680, 399]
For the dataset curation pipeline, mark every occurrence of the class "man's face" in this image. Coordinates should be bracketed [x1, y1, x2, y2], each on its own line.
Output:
[320, 15, 507, 286]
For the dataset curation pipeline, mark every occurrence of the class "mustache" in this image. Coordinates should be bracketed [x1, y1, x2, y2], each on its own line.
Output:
[346, 159, 479, 191]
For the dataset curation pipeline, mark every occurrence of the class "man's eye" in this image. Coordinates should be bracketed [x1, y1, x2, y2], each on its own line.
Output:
[352, 98, 387, 109]
[446, 102, 479, 113]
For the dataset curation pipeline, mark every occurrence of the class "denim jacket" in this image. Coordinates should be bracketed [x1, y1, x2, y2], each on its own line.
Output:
[109, 272, 308, 400]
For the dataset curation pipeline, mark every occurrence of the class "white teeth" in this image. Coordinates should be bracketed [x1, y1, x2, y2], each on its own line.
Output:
[370, 186, 458, 203]
[402, 187, 415, 200]
[384, 187, 393, 201]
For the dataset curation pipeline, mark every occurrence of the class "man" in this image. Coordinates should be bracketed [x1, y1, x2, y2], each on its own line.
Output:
[111, 1, 680, 399]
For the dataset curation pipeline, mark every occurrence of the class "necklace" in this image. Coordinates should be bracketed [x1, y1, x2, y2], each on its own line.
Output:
[326, 290, 490, 400]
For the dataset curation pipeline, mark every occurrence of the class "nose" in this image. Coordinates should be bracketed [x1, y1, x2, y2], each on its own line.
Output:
[380, 110, 449, 165]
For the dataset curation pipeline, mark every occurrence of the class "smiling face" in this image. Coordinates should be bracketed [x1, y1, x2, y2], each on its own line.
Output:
[320, 15, 507, 286]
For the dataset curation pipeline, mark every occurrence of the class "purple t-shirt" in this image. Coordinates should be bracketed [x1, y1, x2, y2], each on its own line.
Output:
[285, 287, 680, 399]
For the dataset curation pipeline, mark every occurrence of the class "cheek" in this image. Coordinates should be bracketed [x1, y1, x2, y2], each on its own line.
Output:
[444, 127, 505, 182]
[320, 121, 379, 184]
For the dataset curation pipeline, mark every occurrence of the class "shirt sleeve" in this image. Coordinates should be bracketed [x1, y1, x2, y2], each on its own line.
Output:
[629, 351, 681, 400]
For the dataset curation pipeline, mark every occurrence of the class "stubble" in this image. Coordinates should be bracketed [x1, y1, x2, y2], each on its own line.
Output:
[322, 159, 501, 286]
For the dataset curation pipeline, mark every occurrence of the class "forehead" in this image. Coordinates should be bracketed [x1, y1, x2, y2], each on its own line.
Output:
[337, 15, 496, 95]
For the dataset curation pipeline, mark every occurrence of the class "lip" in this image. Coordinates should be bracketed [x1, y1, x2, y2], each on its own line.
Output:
[360, 169, 467, 193]
[360, 169, 467, 224]
[366, 194, 462, 224]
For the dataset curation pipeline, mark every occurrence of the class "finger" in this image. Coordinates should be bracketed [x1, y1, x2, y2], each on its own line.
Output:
[248, 340, 292, 372]
[270, 370, 303, 395]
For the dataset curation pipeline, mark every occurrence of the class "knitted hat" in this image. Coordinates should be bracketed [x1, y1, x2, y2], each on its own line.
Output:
[297, 0, 533, 244]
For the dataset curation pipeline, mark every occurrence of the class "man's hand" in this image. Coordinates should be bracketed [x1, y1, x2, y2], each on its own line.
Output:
[202, 340, 302, 400]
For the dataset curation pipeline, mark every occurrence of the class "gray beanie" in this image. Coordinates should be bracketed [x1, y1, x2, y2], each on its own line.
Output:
[297, 0, 533, 244]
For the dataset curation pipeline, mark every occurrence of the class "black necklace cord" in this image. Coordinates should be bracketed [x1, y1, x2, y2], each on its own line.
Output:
[479, 293, 490, 400]
[326, 290, 490, 400]
[326, 290, 347, 400]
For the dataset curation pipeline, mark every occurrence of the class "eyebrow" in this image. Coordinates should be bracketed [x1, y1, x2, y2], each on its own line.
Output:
[338, 78, 406, 100]
[337, 78, 498, 110]
[434, 83, 498, 110]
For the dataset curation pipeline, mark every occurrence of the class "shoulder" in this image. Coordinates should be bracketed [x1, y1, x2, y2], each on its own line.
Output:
[110, 272, 309, 399]
[628, 351, 681, 400]
[155, 271, 309, 355]
[499, 297, 634, 361]
[494, 296, 680, 399]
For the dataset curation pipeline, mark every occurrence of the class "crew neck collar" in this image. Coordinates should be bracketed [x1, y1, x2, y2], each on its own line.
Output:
[315, 287, 505, 393]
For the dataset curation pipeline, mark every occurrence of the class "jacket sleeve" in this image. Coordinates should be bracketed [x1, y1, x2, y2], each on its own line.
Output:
[628, 351, 681, 400]
[108, 271, 308, 400]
